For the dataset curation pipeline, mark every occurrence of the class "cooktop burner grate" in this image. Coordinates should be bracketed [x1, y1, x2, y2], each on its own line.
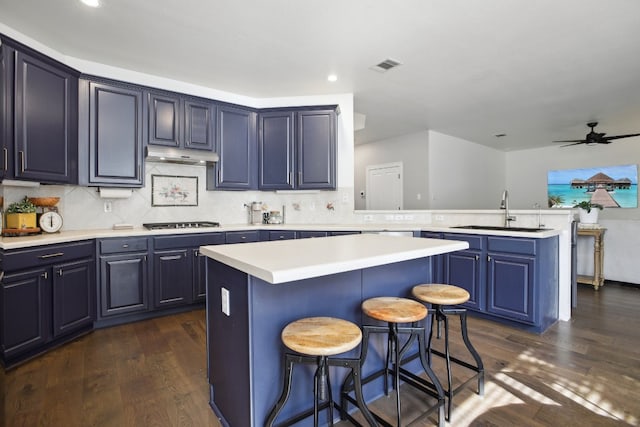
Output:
[143, 221, 220, 230]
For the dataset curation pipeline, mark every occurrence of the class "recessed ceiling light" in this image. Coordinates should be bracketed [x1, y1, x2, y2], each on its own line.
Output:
[80, 0, 101, 7]
[327, 74, 338, 82]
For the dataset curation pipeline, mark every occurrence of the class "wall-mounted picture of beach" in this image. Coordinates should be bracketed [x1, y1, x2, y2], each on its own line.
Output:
[547, 164, 638, 208]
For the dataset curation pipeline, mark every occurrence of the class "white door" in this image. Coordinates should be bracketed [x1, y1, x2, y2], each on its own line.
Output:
[365, 162, 403, 210]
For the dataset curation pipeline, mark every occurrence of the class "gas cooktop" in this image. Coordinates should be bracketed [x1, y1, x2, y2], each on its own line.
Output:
[142, 221, 221, 230]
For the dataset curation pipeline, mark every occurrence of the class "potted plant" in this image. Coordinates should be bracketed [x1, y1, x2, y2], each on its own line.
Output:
[573, 200, 603, 224]
[5, 196, 37, 229]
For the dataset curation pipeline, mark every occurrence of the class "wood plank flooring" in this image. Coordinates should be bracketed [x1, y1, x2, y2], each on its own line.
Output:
[2, 282, 639, 426]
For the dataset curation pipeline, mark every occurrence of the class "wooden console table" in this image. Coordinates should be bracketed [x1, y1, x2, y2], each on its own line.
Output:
[577, 227, 606, 290]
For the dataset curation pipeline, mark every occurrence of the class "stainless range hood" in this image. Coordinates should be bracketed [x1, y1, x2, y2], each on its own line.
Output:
[145, 146, 219, 165]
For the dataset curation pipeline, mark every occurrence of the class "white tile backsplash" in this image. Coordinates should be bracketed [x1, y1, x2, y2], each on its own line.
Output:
[1, 163, 354, 230]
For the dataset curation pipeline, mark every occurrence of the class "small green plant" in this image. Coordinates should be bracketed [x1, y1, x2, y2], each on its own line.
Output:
[573, 200, 603, 213]
[6, 196, 37, 214]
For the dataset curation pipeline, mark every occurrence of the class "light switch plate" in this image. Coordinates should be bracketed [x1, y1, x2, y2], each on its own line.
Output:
[221, 287, 230, 316]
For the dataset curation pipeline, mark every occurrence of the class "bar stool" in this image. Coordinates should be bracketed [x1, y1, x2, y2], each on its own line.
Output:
[266, 316, 377, 427]
[342, 297, 445, 427]
[412, 284, 484, 422]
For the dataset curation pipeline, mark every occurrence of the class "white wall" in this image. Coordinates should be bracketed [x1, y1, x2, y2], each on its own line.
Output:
[428, 131, 506, 209]
[506, 138, 640, 283]
[353, 131, 429, 210]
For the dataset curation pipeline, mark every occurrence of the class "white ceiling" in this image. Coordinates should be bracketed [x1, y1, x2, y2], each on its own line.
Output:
[1, 0, 640, 151]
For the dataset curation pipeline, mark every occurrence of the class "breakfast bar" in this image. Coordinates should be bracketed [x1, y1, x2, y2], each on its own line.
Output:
[200, 234, 468, 426]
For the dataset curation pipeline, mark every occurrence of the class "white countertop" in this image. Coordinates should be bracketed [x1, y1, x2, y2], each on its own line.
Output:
[0, 223, 560, 250]
[199, 233, 469, 284]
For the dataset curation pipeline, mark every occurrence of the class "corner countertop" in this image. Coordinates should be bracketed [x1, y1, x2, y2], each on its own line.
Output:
[199, 233, 469, 284]
[0, 223, 561, 250]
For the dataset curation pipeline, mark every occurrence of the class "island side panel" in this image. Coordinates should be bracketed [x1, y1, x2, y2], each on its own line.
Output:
[207, 259, 252, 427]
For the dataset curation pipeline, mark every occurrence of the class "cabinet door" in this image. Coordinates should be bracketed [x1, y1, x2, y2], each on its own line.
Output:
[99, 253, 148, 317]
[193, 248, 207, 302]
[86, 81, 144, 186]
[258, 111, 295, 189]
[1, 268, 49, 359]
[153, 249, 191, 308]
[210, 105, 257, 189]
[296, 109, 336, 189]
[267, 230, 296, 241]
[52, 258, 95, 338]
[443, 249, 485, 311]
[297, 231, 328, 239]
[421, 232, 444, 283]
[0, 41, 14, 179]
[14, 50, 78, 184]
[487, 253, 535, 323]
[184, 98, 215, 150]
[148, 92, 181, 147]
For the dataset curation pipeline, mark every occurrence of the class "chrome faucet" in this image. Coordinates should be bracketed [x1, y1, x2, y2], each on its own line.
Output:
[500, 190, 516, 227]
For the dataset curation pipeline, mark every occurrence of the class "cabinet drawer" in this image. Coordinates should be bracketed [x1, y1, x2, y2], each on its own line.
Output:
[443, 233, 484, 250]
[267, 230, 296, 241]
[421, 231, 443, 239]
[2, 240, 95, 272]
[297, 231, 328, 239]
[99, 237, 148, 254]
[154, 232, 225, 250]
[487, 237, 536, 255]
[225, 231, 259, 244]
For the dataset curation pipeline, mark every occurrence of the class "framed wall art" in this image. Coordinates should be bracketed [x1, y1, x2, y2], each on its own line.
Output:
[151, 175, 198, 206]
[547, 164, 637, 208]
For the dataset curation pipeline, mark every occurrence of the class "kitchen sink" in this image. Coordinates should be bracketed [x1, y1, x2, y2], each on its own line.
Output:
[451, 225, 550, 232]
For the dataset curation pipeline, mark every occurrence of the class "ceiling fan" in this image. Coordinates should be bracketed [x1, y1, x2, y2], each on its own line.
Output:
[553, 122, 640, 147]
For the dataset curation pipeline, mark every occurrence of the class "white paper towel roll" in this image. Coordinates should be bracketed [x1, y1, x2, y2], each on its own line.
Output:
[99, 188, 132, 199]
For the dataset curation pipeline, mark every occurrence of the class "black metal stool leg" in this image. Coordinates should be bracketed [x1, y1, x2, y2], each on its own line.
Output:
[460, 310, 485, 395]
[440, 306, 453, 422]
[266, 353, 296, 427]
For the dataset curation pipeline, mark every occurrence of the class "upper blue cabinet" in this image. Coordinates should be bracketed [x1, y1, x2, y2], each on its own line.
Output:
[147, 90, 215, 151]
[78, 77, 144, 187]
[1, 36, 79, 184]
[208, 104, 257, 190]
[258, 106, 337, 190]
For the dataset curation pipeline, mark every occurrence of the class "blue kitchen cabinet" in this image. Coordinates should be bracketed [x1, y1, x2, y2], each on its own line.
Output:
[421, 231, 444, 282]
[0, 38, 14, 180]
[442, 233, 486, 311]
[79, 78, 144, 187]
[297, 108, 337, 189]
[425, 232, 558, 332]
[258, 106, 337, 190]
[147, 90, 216, 151]
[208, 104, 257, 190]
[263, 230, 296, 241]
[0, 240, 95, 368]
[98, 237, 149, 319]
[297, 231, 328, 239]
[153, 232, 225, 306]
[1, 36, 79, 184]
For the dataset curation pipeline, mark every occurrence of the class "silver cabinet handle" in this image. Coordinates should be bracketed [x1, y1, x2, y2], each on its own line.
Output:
[57, 269, 63, 276]
[2, 147, 7, 171]
[475, 255, 479, 261]
[487, 255, 492, 262]
[41, 271, 48, 279]
[122, 244, 129, 248]
[38, 252, 64, 259]
[19, 151, 25, 173]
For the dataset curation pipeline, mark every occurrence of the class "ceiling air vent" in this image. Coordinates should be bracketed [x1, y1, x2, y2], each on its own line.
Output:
[371, 58, 402, 73]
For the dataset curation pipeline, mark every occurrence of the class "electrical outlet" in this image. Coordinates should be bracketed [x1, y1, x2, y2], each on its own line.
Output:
[221, 287, 230, 316]
[103, 201, 112, 213]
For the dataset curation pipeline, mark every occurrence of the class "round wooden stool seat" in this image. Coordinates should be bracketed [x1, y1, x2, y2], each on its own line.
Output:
[412, 284, 470, 305]
[362, 297, 428, 323]
[281, 317, 362, 356]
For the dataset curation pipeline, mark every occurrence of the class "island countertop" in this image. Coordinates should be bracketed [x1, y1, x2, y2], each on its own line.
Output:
[199, 233, 469, 284]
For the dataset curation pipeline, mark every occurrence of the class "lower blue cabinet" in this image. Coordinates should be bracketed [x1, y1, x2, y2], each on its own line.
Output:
[423, 232, 558, 332]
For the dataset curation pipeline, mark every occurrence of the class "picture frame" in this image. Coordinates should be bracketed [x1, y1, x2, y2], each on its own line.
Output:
[151, 175, 198, 206]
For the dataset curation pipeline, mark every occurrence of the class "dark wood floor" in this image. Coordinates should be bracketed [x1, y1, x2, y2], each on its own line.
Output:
[2, 282, 639, 426]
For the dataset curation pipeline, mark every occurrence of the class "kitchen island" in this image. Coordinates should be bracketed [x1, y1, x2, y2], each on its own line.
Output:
[199, 233, 468, 426]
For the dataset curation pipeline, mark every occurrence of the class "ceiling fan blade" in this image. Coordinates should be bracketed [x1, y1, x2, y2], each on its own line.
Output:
[553, 139, 587, 143]
[559, 141, 587, 147]
[602, 132, 640, 141]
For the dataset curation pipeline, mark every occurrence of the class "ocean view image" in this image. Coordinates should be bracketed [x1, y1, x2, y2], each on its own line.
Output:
[547, 184, 638, 208]
[547, 164, 638, 208]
